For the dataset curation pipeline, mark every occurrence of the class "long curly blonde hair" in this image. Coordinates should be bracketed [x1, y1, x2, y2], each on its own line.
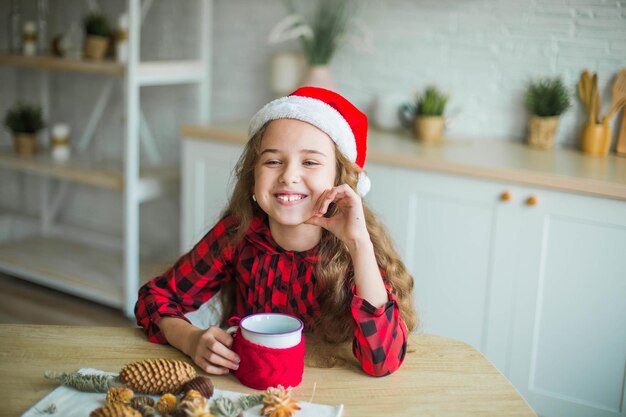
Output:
[218, 123, 418, 341]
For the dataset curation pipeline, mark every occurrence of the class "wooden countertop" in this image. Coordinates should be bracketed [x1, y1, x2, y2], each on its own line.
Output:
[181, 121, 626, 201]
[0, 324, 536, 416]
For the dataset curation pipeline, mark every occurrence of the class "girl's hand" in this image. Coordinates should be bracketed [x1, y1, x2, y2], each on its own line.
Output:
[305, 184, 371, 250]
[187, 326, 240, 375]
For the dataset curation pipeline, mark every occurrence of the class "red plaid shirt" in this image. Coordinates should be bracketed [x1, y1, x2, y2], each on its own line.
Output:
[135, 214, 408, 376]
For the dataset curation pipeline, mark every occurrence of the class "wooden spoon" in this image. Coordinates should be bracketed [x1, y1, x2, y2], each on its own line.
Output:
[603, 69, 626, 123]
[589, 73, 598, 124]
[578, 70, 591, 112]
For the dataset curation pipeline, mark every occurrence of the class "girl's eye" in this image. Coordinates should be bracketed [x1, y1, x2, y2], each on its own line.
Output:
[264, 160, 281, 166]
[303, 160, 319, 166]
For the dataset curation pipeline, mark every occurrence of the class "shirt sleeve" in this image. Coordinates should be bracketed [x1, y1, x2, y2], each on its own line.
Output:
[134, 216, 237, 344]
[350, 283, 409, 377]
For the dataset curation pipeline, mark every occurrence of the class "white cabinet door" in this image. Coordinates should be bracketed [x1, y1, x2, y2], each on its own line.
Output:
[181, 139, 243, 252]
[366, 165, 518, 354]
[507, 188, 626, 417]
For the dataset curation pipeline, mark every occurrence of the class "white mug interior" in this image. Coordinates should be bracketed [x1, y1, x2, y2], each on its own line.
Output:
[239, 313, 303, 349]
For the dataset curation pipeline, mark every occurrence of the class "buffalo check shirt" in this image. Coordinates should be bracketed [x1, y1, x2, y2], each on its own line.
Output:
[135, 213, 408, 376]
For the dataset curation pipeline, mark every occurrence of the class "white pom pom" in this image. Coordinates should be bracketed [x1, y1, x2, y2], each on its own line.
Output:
[357, 172, 371, 197]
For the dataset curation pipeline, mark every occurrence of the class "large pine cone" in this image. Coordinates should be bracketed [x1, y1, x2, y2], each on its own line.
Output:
[90, 403, 141, 417]
[118, 359, 196, 394]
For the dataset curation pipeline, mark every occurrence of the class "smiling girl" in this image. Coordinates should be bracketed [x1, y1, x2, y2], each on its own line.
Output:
[135, 87, 417, 377]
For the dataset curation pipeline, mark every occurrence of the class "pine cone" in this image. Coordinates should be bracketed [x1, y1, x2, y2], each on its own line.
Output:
[118, 359, 196, 394]
[180, 389, 208, 416]
[90, 403, 142, 417]
[261, 385, 300, 417]
[106, 387, 134, 404]
[181, 376, 214, 399]
[133, 404, 156, 417]
[156, 393, 177, 415]
[130, 396, 155, 409]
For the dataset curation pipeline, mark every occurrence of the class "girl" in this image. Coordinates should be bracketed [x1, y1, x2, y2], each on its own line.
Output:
[135, 87, 417, 377]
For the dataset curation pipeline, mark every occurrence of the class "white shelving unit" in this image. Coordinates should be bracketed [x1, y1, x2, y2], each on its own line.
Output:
[0, 0, 212, 316]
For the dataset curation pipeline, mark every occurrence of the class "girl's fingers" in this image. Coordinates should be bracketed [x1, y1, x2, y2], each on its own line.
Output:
[198, 356, 230, 375]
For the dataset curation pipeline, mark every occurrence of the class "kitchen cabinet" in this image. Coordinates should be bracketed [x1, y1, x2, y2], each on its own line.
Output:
[181, 124, 626, 417]
[0, 0, 212, 316]
[366, 164, 626, 417]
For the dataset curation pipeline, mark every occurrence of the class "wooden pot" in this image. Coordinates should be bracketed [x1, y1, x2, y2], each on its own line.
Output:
[527, 115, 560, 149]
[581, 122, 612, 157]
[13, 134, 37, 157]
[415, 116, 445, 143]
[83, 35, 109, 60]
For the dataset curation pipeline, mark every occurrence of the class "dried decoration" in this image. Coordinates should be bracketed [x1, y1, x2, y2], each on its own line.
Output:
[106, 387, 134, 404]
[133, 404, 156, 417]
[118, 359, 196, 394]
[209, 397, 239, 417]
[237, 394, 264, 410]
[156, 393, 177, 415]
[89, 403, 141, 417]
[179, 389, 208, 416]
[261, 385, 300, 417]
[36, 403, 57, 414]
[44, 371, 117, 393]
[181, 376, 214, 399]
[129, 396, 155, 409]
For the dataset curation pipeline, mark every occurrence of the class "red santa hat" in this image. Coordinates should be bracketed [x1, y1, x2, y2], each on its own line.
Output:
[248, 86, 371, 196]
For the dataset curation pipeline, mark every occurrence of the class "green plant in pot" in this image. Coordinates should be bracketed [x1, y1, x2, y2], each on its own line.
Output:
[524, 77, 570, 149]
[269, 0, 355, 90]
[3, 102, 45, 157]
[414, 86, 449, 143]
[83, 11, 112, 60]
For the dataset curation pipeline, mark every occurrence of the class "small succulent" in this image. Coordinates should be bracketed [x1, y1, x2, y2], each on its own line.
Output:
[416, 86, 448, 117]
[524, 77, 571, 117]
[4, 102, 45, 134]
[84, 12, 112, 37]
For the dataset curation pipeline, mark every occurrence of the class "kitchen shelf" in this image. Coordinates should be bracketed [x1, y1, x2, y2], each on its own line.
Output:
[0, 235, 169, 309]
[0, 53, 125, 76]
[0, 0, 212, 316]
[0, 151, 178, 202]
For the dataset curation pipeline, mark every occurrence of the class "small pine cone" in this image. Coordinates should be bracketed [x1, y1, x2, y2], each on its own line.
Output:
[261, 385, 300, 417]
[119, 359, 196, 394]
[156, 393, 177, 415]
[181, 376, 214, 399]
[90, 403, 142, 417]
[106, 387, 134, 404]
[130, 396, 155, 409]
[134, 404, 156, 417]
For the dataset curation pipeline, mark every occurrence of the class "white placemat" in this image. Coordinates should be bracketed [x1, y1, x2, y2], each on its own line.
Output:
[23, 370, 343, 417]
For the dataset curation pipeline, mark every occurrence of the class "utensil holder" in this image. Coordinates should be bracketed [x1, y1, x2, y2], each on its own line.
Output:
[581, 122, 612, 157]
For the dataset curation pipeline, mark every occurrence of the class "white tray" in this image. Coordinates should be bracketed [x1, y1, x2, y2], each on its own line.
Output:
[23, 370, 343, 417]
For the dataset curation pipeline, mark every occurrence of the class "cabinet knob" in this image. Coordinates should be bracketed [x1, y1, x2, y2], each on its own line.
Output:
[526, 195, 538, 206]
[500, 191, 512, 202]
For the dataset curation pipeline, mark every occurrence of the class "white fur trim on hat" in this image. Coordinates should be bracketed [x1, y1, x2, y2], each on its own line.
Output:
[248, 95, 357, 163]
[357, 172, 371, 197]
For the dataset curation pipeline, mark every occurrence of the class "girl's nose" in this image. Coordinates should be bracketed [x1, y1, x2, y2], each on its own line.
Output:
[279, 164, 301, 184]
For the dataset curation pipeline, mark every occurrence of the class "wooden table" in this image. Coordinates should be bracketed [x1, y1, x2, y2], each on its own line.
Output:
[0, 324, 536, 416]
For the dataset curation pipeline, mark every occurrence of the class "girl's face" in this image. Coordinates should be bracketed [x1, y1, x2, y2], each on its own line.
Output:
[254, 119, 337, 228]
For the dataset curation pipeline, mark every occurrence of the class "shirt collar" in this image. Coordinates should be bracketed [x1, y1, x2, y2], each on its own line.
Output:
[245, 213, 319, 262]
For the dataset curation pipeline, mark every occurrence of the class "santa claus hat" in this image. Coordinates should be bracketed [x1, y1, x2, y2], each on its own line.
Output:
[248, 86, 371, 196]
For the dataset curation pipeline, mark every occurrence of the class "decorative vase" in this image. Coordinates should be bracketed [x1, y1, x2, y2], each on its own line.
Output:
[581, 122, 612, 157]
[415, 116, 445, 143]
[83, 35, 109, 60]
[13, 133, 37, 157]
[301, 65, 336, 91]
[270, 52, 305, 98]
[527, 115, 560, 149]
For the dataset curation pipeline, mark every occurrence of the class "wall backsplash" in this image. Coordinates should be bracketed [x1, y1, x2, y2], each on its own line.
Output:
[212, 0, 626, 148]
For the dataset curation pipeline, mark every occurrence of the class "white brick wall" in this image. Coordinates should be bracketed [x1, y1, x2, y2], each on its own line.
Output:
[212, 0, 626, 148]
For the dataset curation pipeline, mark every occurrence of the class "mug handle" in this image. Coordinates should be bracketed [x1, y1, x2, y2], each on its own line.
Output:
[398, 103, 417, 129]
[226, 316, 241, 335]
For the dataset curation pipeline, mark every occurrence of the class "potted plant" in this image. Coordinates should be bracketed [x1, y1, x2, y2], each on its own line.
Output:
[83, 11, 112, 60]
[414, 86, 448, 143]
[524, 77, 570, 149]
[3, 102, 45, 157]
[268, 0, 355, 90]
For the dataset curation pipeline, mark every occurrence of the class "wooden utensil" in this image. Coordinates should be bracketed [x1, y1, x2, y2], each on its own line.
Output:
[616, 107, 626, 156]
[589, 73, 598, 124]
[578, 70, 591, 112]
[603, 69, 626, 123]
